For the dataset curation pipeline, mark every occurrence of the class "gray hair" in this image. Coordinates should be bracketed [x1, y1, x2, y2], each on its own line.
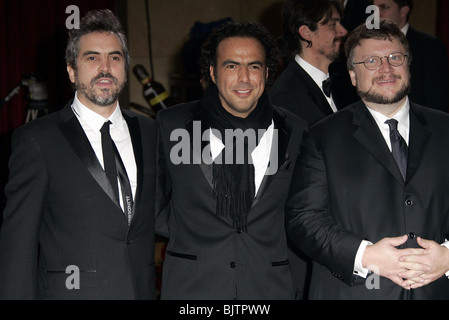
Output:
[65, 9, 130, 72]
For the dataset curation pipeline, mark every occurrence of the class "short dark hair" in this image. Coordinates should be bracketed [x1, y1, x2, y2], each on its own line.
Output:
[200, 21, 279, 88]
[65, 9, 130, 72]
[282, 0, 343, 56]
[345, 19, 412, 71]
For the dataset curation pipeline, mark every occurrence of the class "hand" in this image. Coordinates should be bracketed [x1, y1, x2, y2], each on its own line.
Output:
[398, 237, 449, 289]
[362, 235, 430, 288]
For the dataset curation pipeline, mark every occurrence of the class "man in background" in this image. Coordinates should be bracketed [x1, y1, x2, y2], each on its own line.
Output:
[373, 0, 449, 111]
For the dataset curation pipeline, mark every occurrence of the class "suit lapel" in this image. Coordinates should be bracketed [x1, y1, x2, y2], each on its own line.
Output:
[185, 101, 214, 188]
[407, 104, 431, 182]
[58, 103, 120, 207]
[352, 102, 405, 185]
[293, 63, 334, 116]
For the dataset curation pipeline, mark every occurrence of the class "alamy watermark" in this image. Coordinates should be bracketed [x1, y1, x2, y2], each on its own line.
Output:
[65, 265, 80, 290]
[65, 5, 80, 30]
[169, 121, 278, 175]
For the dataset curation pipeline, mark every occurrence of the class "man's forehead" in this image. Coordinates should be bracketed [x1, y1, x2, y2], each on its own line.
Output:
[355, 38, 405, 55]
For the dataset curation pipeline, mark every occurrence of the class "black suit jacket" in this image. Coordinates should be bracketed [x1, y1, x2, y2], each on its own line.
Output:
[270, 61, 358, 126]
[286, 100, 449, 299]
[0, 102, 157, 299]
[155, 99, 308, 299]
[407, 27, 449, 112]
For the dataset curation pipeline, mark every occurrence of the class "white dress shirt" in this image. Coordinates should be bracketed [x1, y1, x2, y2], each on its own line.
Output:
[71, 92, 137, 210]
[295, 54, 338, 113]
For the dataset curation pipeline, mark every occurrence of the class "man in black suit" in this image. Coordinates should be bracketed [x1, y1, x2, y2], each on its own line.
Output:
[286, 20, 449, 299]
[270, 0, 359, 126]
[270, 0, 357, 300]
[0, 10, 156, 299]
[155, 21, 308, 299]
[373, 0, 449, 111]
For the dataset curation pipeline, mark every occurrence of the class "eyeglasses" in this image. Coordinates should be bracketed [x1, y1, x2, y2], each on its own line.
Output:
[353, 53, 408, 70]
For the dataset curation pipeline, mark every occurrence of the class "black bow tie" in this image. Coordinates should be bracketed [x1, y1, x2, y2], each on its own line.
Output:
[322, 77, 332, 98]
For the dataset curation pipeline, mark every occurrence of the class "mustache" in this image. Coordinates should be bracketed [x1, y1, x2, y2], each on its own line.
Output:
[91, 73, 118, 85]
[372, 74, 402, 83]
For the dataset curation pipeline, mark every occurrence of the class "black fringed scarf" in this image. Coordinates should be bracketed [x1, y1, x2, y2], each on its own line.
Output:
[203, 83, 273, 232]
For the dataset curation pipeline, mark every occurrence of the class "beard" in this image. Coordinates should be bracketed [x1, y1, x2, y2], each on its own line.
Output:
[319, 37, 345, 62]
[357, 75, 411, 105]
[75, 72, 125, 107]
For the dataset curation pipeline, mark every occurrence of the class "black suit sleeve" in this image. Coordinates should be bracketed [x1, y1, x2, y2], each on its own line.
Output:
[285, 130, 363, 286]
[154, 116, 172, 238]
[0, 127, 47, 299]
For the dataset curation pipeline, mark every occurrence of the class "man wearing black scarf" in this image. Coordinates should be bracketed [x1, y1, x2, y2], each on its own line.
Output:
[155, 21, 309, 300]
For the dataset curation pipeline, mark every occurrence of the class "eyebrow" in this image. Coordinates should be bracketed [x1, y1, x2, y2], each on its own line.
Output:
[222, 59, 264, 67]
[82, 50, 124, 57]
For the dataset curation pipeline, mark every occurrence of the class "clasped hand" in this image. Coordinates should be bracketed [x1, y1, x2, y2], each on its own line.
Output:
[363, 235, 449, 290]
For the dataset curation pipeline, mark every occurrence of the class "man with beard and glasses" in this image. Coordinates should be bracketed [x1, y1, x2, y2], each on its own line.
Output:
[285, 20, 449, 300]
[0, 10, 157, 299]
[270, 0, 359, 127]
[154, 21, 308, 299]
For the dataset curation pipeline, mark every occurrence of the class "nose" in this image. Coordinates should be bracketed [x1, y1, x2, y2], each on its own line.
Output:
[337, 22, 348, 38]
[378, 57, 394, 73]
[238, 67, 250, 83]
[99, 57, 111, 73]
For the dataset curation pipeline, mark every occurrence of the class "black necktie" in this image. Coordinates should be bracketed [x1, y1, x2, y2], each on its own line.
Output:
[100, 121, 134, 225]
[322, 77, 332, 97]
[385, 119, 408, 180]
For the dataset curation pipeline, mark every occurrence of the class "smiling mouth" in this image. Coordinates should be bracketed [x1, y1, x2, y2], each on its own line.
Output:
[374, 75, 401, 86]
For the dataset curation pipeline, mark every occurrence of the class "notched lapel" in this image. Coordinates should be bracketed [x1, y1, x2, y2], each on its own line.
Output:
[58, 109, 121, 208]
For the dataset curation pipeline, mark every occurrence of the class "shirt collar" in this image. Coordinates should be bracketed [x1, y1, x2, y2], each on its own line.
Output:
[72, 91, 125, 134]
[401, 23, 410, 36]
[295, 54, 329, 86]
[366, 96, 410, 130]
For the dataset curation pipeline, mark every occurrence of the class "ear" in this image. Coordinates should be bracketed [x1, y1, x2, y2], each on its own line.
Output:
[349, 69, 357, 87]
[399, 5, 410, 21]
[298, 25, 313, 41]
[209, 66, 216, 84]
[67, 65, 75, 83]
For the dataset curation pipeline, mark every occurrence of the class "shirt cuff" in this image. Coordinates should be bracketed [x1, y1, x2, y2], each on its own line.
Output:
[353, 240, 373, 278]
[441, 240, 449, 278]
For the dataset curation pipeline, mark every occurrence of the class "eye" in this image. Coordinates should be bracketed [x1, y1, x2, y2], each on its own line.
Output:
[87, 56, 97, 61]
[249, 65, 261, 70]
[111, 55, 121, 61]
[365, 57, 378, 65]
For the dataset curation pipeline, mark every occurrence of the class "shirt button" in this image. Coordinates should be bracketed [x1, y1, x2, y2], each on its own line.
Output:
[229, 262, 236, 268]
[405, 199, 413, 206]
[408, 232, 416, 239]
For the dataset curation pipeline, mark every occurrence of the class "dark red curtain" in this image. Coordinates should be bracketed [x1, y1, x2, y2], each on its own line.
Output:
[1, 0, 116, 211]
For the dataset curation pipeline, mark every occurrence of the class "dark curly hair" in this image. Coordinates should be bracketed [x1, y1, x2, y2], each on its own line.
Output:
[200, 21, 279, 88]
[65, 9, 130, 73]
